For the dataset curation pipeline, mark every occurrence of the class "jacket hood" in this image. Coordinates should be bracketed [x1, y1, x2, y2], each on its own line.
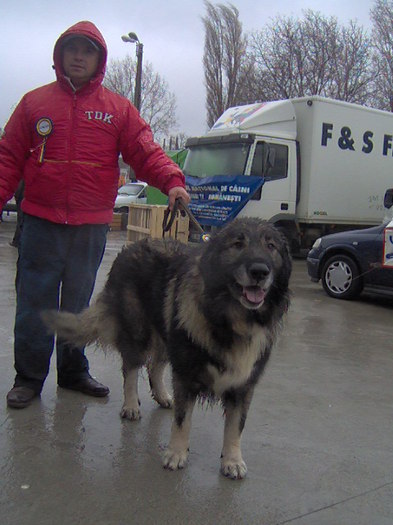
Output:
[53, 21, 107, 90]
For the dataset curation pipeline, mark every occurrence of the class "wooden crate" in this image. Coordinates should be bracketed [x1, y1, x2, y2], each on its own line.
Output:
[127, 204, 189, 243]
[110, 212, 123, 231]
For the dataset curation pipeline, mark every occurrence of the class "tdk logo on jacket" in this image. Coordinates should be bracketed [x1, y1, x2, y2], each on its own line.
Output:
[85, 111, 113, 124]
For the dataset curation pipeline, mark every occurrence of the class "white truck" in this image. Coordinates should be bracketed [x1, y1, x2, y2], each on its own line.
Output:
[184, 96, 393, 252]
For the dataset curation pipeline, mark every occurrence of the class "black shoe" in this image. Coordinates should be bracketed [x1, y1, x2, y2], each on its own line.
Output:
[7, 386, 39, 408]
[58, 375, 109, 397]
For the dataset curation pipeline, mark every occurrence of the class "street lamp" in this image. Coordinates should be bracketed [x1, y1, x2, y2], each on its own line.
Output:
[121, 32, 143, 112]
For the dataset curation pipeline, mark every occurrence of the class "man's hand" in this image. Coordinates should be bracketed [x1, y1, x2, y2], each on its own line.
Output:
[168, 186, 191, 210]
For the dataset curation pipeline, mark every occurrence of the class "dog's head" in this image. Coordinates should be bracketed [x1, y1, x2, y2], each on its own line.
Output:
[199, 218, 292, 311]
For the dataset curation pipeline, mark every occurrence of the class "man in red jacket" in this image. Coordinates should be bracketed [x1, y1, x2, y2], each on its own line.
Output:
[0, 21, 190, 409]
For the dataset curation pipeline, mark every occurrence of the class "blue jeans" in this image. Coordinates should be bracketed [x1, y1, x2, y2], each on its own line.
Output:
[13, 215, 108, 393]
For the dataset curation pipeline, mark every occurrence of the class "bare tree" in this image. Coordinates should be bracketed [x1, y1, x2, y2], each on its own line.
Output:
[202, 1, 249, 127]
[249, 16, 305, 100]
[370, 0, 393, 111]
[104, 55, 178, 138]
[327, 21, 374, 104]
[248, 11, 373, 105]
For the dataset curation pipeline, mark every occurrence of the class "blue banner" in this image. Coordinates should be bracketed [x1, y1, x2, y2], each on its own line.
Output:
[185, 175, 264, 226]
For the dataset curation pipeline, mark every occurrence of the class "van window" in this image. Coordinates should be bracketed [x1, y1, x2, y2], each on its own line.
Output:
[250, 142, 288, 181]
[250, 142, 288, 199]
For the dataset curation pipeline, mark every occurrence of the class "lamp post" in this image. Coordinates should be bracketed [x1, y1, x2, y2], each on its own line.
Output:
[121, 32, 143, 112]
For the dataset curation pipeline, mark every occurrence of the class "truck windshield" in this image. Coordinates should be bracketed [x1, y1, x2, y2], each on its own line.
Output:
[183, 143, 251, 178]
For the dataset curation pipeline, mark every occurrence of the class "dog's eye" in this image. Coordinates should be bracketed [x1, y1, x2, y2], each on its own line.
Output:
[230, 238, 245, 250]
[267, 242, 276, 251]
[230, 234, 246, 250]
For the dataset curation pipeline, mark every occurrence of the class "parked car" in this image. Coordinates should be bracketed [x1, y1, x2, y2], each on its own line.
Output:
[114, 182, 148, 213]
[1, 196, 17, 213]
[307, 221, 393, 299]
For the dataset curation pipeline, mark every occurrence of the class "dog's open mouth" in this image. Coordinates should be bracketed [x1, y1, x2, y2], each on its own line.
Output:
[241, 285, 266, 308]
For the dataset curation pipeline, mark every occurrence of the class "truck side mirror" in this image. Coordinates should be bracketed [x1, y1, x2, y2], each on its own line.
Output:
[384, 188, 393, 209]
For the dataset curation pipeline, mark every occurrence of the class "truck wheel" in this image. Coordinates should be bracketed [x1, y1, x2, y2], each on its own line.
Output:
[321, 255, 362, 300]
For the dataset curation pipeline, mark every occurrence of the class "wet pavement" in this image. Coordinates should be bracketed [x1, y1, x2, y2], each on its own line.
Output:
[1, 213, 392, 525]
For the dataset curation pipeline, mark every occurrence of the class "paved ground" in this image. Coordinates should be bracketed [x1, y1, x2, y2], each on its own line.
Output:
[1, 214, 392, 525]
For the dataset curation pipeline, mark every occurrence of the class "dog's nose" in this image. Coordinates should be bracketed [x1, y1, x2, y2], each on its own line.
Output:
[249, 262, 270, 282]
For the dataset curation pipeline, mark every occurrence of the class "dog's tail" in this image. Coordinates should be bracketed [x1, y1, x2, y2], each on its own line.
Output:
[41, 298, 115, 349]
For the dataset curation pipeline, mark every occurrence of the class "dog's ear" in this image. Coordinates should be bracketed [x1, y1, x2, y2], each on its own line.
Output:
[198, 240, 216, 285]
[269, 223, 292, 263]
[281, 232, 292, 262]
[266, 222, 292, 284]
[198, 229, 228, 288]
[276, 231, 292, 289]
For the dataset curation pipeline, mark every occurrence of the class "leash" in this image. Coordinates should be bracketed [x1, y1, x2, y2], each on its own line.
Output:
[162, 198, 210, 242]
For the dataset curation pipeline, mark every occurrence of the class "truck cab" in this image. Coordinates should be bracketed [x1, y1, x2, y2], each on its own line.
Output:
[183, 101, 299, 247]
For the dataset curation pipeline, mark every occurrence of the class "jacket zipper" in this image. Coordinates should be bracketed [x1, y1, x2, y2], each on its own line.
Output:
[66, 90, 77, 224]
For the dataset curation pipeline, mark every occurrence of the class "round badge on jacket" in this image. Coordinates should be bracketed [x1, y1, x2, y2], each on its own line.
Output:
[36, 118, 53, 137]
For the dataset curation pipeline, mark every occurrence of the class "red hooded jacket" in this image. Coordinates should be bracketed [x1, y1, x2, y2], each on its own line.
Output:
[0, 21, 185, 225]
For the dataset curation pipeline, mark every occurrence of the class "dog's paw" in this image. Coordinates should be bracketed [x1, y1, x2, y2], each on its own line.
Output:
[162, 448, 188, 470]
[151, 389, 173, 409]
[220, 458, 247, 480]
[156, 396, 173, 409]
[120, 406, 141, 421]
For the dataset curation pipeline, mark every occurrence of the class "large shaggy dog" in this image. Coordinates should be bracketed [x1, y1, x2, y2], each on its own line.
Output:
[43, 217, 291, 479]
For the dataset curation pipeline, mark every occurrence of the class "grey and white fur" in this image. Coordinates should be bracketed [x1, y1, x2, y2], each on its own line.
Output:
[43, 217, 292, 479]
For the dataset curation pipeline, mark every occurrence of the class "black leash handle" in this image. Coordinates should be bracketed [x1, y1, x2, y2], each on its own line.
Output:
[162, 199, 179, 233]
[162, 198, 206, 238]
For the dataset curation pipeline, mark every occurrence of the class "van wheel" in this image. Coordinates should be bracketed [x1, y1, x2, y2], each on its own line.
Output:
[321, 255, 362, 299]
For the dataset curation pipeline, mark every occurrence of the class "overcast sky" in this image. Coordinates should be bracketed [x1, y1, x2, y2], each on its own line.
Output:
[0, 0, 374, 138]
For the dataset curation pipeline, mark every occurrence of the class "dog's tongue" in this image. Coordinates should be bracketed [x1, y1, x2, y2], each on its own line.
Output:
[244, 286, 265, 304]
